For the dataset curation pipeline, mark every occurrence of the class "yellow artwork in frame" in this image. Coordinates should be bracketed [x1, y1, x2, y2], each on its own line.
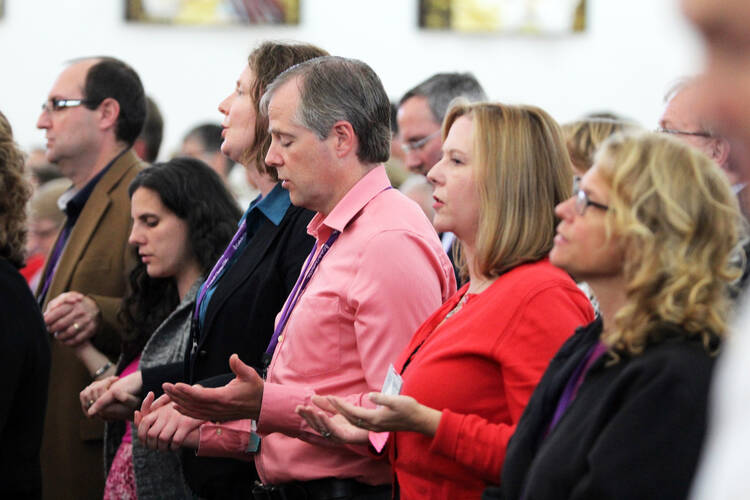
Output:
[420, 0, 586, 34]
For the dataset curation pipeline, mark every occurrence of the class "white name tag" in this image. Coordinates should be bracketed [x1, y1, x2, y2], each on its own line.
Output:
[381, 364, 403, 396]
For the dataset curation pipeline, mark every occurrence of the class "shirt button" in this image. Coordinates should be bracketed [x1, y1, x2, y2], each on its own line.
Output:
[216, 428, 222, 435]
[278, 335, 284, 343]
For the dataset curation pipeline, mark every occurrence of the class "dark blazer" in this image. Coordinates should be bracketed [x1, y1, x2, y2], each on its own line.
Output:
[38, 150, 143, 500]
[0, 258, 51, 499]
[141, 202, 315, 499]
[485, 318, 716, 500]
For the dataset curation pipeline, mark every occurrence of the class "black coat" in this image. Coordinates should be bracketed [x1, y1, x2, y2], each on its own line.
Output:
[141, 203, 314, 499]
[0, 258, 51, 499]
[485, 318, 716, 500]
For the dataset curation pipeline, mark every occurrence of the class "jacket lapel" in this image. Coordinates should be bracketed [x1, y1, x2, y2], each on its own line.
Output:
[200, 215, 284, 345]
[42, 150, 139, 308]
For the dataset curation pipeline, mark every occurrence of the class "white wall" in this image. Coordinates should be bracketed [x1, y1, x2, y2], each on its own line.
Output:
[0, 0, 702, 159]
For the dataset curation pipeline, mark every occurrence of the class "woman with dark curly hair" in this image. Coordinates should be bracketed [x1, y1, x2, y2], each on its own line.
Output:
[0, 110, 51, 499]
[487, 131, 744, 500]
[79, 157, 240, 499]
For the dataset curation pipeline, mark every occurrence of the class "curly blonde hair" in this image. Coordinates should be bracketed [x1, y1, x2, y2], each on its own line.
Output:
[0, 111, 32, 268]
[596, 131, 742, 354]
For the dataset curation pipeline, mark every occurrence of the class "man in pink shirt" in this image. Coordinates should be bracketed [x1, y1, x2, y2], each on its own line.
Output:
[137, 56, 456, 499]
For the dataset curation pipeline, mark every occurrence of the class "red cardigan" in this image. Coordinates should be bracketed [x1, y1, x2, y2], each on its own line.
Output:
[390, 258, 594, 499]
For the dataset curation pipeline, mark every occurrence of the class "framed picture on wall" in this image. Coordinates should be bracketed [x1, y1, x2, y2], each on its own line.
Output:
[125, 0, 300, 25]
[419, 0, 586, 34]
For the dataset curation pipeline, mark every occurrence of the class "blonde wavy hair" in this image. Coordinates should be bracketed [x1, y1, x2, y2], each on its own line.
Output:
[443, 101, 572, 279]
[0, 111, 32, 268]
[562, 116, 640, 174]
[595, 131, 742, 354]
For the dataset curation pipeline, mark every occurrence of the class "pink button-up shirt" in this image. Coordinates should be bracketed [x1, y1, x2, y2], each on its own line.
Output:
[197, 165, 456, 485]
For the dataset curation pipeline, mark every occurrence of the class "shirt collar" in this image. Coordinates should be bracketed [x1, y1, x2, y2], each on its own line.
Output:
[62, 148, 128, 220]
[240, 182, 290, 227]
[308, 165, 391, 240]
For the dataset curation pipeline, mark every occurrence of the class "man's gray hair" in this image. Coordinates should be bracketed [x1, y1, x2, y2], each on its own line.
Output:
[399, 72, 487, 124]
[663, 75, 717, 136]
[260, 56, 390, 164]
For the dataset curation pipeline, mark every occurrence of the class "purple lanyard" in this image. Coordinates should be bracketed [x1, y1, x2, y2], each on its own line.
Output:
[193, 219, 247, 322]
[38, 225, 71, 305]
[519, 341, 608, 500]
[262, 230, 340, 371]
[546, 341, 608, 435]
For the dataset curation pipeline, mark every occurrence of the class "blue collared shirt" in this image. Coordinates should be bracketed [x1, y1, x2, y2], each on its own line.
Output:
[196, 183, 291, 329]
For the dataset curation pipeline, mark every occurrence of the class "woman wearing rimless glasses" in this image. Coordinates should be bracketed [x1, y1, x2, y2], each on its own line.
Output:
[487, 132, 744, 500]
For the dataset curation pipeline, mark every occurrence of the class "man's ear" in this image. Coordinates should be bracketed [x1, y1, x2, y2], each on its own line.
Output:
[711, 137, 731, 167]
[97, 97, 120, 133]
[330, 121, 356, 158]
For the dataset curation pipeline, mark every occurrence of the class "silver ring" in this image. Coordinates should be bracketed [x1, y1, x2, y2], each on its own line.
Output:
[322, 430, 332, 438]
[53, 331, 59, 338]
[86, 400, 95, 409]
[356, 418, 363, 427]
[74, 322, 80, 331]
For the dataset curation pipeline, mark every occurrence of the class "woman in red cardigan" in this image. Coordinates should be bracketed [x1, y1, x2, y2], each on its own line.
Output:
[297, 101, 595, 499]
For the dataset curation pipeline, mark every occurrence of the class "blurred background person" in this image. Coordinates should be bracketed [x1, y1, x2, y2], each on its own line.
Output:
[657, 76, 750, 296]
[397, 72, 487, 283]
[0, 110, 51, 499]
[490, 132, 742, 500]
[384, 101, 409, 189]
[179, 122, 258, 206]
[400, 175, 435, 222]
[80, 158, 240, 500]
[133, 95, 165, 164]
[296, 101, 593, 499]
[21, 177, 71, 289]
[397, 72, 486, 177]
[24, 145, 63, 189]
[561, 112, 640, 178]
[658, 78, 739, 188]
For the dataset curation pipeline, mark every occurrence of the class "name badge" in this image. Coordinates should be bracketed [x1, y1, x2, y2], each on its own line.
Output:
[381, 364, 403, 396]
[369, 364, 403, 453]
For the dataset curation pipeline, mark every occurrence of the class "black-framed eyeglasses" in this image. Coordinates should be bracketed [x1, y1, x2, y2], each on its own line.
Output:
[400, 130, 440, 154]
[574, 187, 609, 215]
[41, 98, 95, 113]
[655, 126, 712, 138]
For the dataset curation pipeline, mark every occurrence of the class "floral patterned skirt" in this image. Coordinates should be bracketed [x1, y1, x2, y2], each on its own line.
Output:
[104, 441, 137, 500]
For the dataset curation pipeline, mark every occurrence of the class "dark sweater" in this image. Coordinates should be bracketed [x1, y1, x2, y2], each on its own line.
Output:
[0, 258, 51, 499]
[485, 317, 716, 500]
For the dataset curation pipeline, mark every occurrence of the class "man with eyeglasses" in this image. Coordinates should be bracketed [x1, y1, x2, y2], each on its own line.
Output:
[397, 73, 486, 282]
[397, 72, 486, 177]
[658, 76, 750, 298]
[35, 56, 146, 500]
[658, 77, 741, 188]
